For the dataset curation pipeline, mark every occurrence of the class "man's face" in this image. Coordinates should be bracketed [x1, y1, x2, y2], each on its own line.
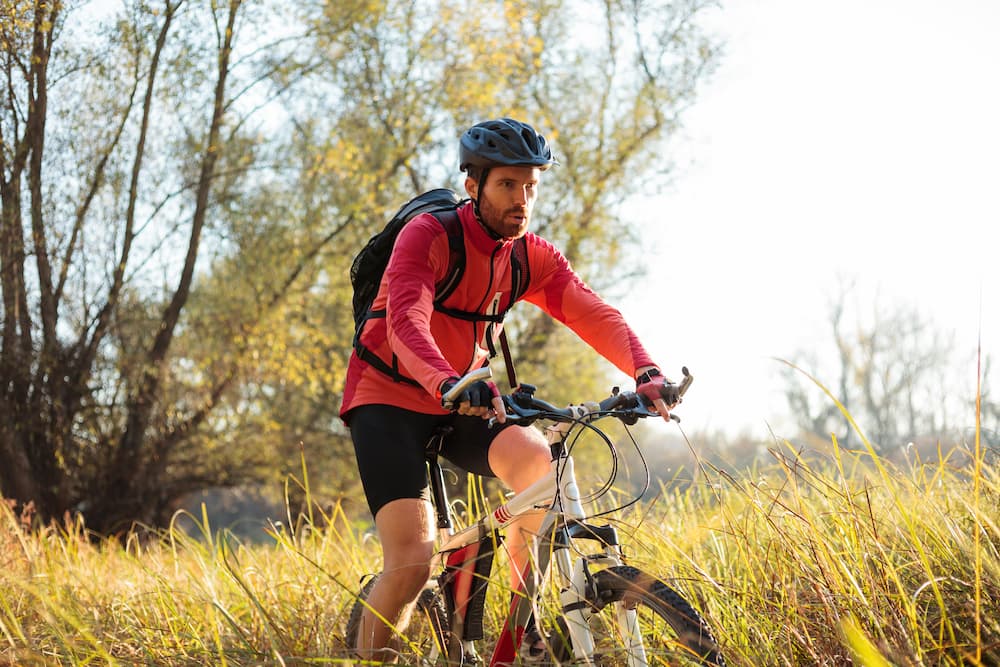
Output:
[466, 165, 541, 240]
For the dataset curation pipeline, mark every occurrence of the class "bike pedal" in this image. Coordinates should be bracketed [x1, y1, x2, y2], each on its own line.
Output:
[518, 628, 552, 663]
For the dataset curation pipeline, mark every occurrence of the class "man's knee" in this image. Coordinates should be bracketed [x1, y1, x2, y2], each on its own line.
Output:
[490, 426, 552, 490]
[379, 556, 433, 600]
[373, 497, 436, 595]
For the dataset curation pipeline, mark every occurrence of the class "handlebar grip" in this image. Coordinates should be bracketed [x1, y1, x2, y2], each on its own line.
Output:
[441, 366, 493, 406]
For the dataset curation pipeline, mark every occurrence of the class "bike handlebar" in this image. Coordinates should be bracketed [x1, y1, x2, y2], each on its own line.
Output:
[443, 366, 693, 427]
[505, 366, 692, 426]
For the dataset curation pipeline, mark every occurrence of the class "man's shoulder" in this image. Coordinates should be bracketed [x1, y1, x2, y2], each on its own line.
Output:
[523, 231, 562, 256]
[397, 208, 458, 246]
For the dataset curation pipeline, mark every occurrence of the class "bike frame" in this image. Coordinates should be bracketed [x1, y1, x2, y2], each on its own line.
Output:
[424, 404, 641, 667]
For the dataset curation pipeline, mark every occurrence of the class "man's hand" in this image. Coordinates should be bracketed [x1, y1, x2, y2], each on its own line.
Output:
[635, 368, 680, 422]
[440, 377, 507, 423]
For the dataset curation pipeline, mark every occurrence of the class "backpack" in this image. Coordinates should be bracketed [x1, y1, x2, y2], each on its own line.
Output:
[350, 188, 530, 387]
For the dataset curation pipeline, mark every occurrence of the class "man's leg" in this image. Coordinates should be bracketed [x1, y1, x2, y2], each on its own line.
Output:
[487, 425, 553, 588]
[353, 497, 436, 661]
[348, 405, 442, 661]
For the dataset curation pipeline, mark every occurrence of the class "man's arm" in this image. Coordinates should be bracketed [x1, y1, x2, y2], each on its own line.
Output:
[520, 235, 658, 376]
[382, 216, 458, 397]
[519, 236, 682, 420]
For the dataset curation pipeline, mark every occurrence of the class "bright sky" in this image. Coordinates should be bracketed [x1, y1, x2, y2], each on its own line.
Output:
[620, 0, 1000, 437]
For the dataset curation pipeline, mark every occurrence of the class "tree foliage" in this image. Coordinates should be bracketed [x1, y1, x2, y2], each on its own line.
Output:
[0, 0, 720, 532]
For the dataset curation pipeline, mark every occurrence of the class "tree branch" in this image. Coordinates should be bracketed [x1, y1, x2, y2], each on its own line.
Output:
[76, 0, 178, 390]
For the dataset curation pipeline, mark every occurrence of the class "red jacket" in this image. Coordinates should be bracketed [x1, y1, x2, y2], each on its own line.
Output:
[340, 201, 657, 421]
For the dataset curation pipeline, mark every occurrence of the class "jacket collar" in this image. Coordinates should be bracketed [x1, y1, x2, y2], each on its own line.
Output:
[459, 201, 513, 253]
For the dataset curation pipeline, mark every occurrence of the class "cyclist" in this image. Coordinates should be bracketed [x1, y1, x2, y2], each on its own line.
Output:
[341, 117, 681, 660]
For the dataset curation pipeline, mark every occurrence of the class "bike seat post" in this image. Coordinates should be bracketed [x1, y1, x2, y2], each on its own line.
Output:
[425, 427, 454, 535]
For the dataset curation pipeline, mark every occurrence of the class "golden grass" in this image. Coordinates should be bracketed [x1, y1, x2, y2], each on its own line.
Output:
[1, 440, 997, 666]
[644, 440, 1000, 666]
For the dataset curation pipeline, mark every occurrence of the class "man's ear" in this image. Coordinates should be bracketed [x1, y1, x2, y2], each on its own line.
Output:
[464, 176, 478, 199]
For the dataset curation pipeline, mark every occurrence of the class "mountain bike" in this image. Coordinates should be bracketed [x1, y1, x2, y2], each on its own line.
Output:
[346, 366, 725, 665]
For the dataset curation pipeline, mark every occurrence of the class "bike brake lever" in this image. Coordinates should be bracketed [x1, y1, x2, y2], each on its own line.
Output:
[677, 366, 693, 397]
[491, 395, 538, 428]
[662, 367, 692, 423]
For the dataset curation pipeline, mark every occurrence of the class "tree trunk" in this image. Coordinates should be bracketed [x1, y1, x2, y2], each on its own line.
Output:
[95, 0, 241, 533]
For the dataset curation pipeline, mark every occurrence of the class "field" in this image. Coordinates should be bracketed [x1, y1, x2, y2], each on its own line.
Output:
[2, 436, 998, 666]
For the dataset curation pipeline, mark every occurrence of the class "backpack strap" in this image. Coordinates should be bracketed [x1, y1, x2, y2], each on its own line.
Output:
[509, 236, 531, 303]
[356, 215, 531, 387]
[361, 209, 495, 323]
[495, 236, 529, 389]
[436, 234, 529, 325]
[499, 329, 518, 390]
[354, 344, 422, 388]
[428, 211, 504, 324]
[431, 209, 466, 305]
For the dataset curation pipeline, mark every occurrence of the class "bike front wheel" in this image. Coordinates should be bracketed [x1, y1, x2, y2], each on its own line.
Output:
[550, 565, 725, 666]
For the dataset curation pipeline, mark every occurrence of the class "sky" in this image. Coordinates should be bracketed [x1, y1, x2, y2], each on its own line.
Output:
[618, 0, 1000, 438]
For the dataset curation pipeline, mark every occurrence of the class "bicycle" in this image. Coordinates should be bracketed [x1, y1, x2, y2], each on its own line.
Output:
[346, 366, 725, 666]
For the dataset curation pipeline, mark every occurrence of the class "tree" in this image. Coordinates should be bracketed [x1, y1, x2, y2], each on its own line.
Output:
[497, 0, 721, 398]
[0, 0, 339, 531]
[781, 280, 973, 454]
[291, 0, 721, 403]
[1, 0, 721, 532]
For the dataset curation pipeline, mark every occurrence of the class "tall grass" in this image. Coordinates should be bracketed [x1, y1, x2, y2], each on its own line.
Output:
[0, 496, 366, 665]
[1, 439, 997, 665]
[663, 439, 1000, 666]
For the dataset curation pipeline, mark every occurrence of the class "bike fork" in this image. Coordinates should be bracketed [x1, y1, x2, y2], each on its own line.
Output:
[560, 551, 651, 667]
[557, 547, 597, 663]
[614, 604, 649, 667]
[555, 525, 652, 667]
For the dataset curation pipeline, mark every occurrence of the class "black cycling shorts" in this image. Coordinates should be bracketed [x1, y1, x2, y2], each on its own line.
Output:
[348, 403, 515, 519]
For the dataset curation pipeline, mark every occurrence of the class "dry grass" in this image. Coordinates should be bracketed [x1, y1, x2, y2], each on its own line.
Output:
[1, 438, 997, 666]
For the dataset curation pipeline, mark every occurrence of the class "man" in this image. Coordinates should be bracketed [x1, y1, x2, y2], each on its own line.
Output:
[341, 118, 680, 660]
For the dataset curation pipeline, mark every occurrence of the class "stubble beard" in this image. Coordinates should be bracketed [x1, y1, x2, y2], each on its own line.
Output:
[479, 193, 529, 240]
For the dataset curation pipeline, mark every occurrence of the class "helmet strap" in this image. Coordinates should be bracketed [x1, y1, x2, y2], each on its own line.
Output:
[473, 167, 502, 240]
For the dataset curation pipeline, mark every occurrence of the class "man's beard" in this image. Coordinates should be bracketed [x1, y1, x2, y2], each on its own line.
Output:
[479, 193, 529, 240]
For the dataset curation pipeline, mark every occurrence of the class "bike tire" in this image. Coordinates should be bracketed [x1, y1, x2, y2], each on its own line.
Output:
[344, 575, 451, 664]
[549, 565, 725, 666]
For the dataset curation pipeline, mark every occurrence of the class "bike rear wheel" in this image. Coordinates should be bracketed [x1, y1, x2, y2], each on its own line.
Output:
[344, 575, 450, 664]
[550, 565, 725, 666]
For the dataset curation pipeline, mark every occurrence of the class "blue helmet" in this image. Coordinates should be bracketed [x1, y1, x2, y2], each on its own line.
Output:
[459, 118, 557, 171]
